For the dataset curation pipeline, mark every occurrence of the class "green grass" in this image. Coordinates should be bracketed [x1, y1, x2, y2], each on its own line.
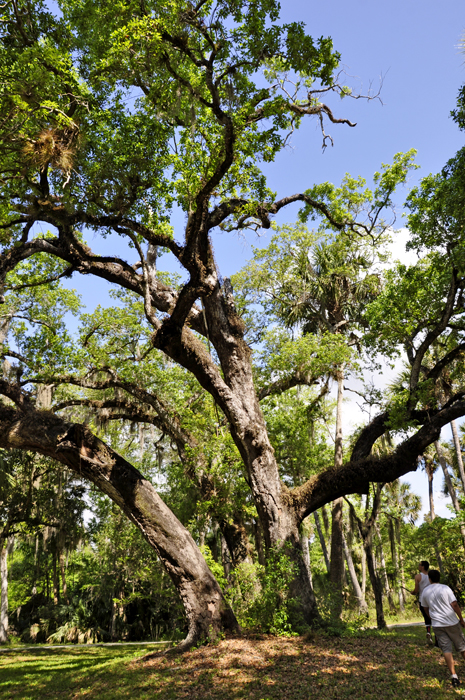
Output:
[0, 628, 463, 699]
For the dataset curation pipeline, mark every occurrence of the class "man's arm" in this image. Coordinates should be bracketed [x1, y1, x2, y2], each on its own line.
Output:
[450, 601, 465, 627]
[409, 573, 421, 596]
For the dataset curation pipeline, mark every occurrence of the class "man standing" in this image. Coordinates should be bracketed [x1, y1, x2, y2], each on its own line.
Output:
[410, 560, 433, 645]
[422, 569, 465, 689]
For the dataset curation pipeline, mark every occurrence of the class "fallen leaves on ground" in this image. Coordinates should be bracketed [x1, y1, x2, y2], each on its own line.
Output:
[0, 627, 462, 699]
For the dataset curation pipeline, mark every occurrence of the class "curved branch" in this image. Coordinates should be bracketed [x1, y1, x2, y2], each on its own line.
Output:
[258, 370, 319, 400]
[291, 399, 465, 521]
[0, 402, 238, 644]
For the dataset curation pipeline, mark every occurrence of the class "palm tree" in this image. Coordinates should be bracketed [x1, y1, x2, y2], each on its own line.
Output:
[278, 234, 381, 617]
[383, 479, 421, 612]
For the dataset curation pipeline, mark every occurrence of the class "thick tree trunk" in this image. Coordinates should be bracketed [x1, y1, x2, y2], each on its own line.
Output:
[329, 368, 345, 617]
[342, 533, 367, 613]
[451, 420, 465, 496]
[200, 284, 321, 624]
[287, 526, 319, 623]
[314, 510, 330, 574]
[0, 409, 238, 649]
[0, 540, 7, 643]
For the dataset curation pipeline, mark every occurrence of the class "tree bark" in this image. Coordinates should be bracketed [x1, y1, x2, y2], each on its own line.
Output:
[0, 541, 8, 643]
[375, 523, 396, 613]
[342, 532, 367, 613]
[329, 368, 345, 617]
[346, 486, 386, 628]
[395, 519, 406, 610]
[361, 547, 367, 597]
[220, 535, 231, 578]
[365, 537, 386, 629]
[253, 519, 266, 566]
[435, 441, 461, 511]
[59, 550, 69, 606]
[0, 408, 238, 649]
[451, 419, 465, 496]
[218, 514, 253, 567]
[300, 523, 313, 588]
[314, 510, 330, 574]
[434, 440, 465, 550]
[52, 548, 59, 605]
[330, 498, 344, 616]
[427, 466, 435, 520]
[388, 517, 404, 613]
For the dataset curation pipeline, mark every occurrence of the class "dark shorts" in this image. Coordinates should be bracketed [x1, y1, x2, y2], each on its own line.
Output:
[433, 622, 465, 654]
[419, 602, 431, 626]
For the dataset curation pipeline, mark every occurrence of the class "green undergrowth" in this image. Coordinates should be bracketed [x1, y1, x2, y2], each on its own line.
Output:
[0, 627, 463, 699]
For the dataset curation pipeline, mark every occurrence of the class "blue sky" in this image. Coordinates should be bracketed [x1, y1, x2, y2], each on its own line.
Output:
[65, 0, 465, 519]
[201, 0, 465, 277]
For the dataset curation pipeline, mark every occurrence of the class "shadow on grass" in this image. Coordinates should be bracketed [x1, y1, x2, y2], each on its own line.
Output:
[0, 628, 458, 700]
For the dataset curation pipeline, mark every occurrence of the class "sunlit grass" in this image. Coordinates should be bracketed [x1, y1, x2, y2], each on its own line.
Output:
[0, 628, 461, 699]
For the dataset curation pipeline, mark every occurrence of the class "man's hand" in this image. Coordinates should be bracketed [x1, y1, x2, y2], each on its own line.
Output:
[450, 600, 464, 625]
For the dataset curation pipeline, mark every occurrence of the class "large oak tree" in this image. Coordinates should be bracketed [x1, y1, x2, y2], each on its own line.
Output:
[2, 0, 465, 645]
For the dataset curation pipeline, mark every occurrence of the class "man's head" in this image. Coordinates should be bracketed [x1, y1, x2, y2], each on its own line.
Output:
[428, 569, 440, 583]
[419, 560, 429, 573]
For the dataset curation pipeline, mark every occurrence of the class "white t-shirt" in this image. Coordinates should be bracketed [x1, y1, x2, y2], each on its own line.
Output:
[418, 572, 430, 604]
[421, 584, 458, 627]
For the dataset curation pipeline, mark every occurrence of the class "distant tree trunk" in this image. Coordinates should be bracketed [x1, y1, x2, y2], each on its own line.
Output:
[52, 549, 60, 605]
[395, 519, 406, 602]
[33, 535, 40, 595]
[220, 535, 231, 578]
[361, 548, 367, 597]
[252, 519, 266, 566]
[218, 514, 254, 567]
[110, 589, 122, 641]
[427, 466, 435, 520]
[330, 368, 345, 617]
[342, 532, 367, 613]
[451, 420, 465, 496]
[435, 441, 465, 551]
[314, 510, 330, 574]
[59, 550, 69, 606]
[139, 423, 144, 461]
[375, 523, 396, 613]
[365, 536, 386, 629]
[435, 441, 460, 511]
[388, 517, 404, 613]
[300, 523, 313, 588]
[425, 461, 446, 570]
[322, 505, 331, 542]
[0, 540, 8, 643]
[347, 485, 386, 629]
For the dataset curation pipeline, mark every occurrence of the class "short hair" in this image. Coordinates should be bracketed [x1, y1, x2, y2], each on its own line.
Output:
[420, 560, 429, 571]
[428, 569, 440, 583]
